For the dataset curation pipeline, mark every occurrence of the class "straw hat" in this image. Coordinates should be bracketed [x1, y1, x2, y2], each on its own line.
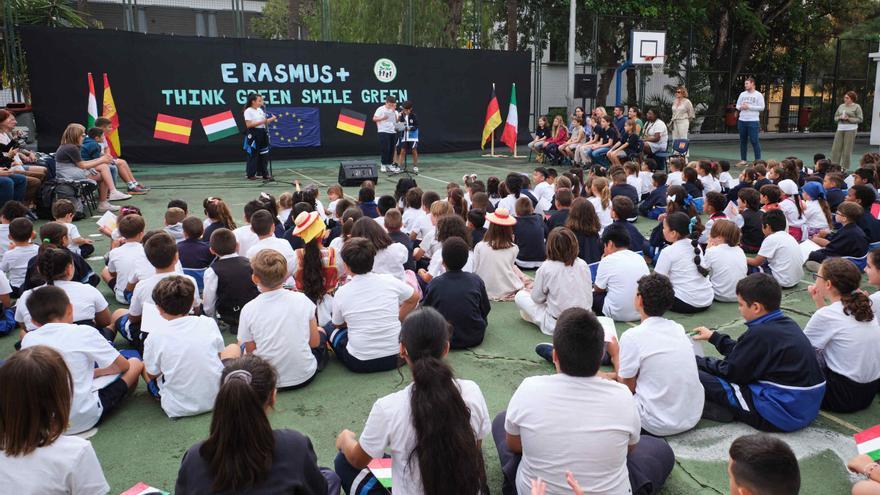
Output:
[292, 211, 324, 242]
[486, 208, 517, 226]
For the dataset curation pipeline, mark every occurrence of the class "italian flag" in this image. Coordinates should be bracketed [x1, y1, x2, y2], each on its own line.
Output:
[856, 424, 880, 461]
[500, 83, 518, 150]
[86, 73, 97, 128]
[200, 111, 239, 142]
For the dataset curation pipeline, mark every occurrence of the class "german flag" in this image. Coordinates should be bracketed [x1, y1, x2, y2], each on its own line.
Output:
[154, 114, 192, 144]
[337, 109, 367, 136]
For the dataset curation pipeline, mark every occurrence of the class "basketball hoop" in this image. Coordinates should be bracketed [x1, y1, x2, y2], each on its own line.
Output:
[646, 55, 664, 76]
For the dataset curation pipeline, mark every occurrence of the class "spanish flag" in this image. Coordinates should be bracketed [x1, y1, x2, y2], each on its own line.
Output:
[337, 109, 367, 136]
[481, 84, 502, 149]
[102, 73, 121, 157]
[154, 114, 192, 144]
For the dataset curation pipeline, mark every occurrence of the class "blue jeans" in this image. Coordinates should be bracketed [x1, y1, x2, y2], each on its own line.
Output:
[0, 174, 27, 207]
[737, 120, 761, 161]
[590, 147, 611, 166]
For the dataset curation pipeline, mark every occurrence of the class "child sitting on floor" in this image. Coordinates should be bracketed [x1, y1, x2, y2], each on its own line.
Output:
[735, 188, 764, 253]
[638, 171, 668, 219]
[101, 214, 146, 304]
[421, 215, 474, 284]
[245, 210, 297, 279]
[201, 197, 236, 242]
[22, 222, 98, 291]
[515, 227, 591, 335]
[473, 208, 532, 301]
[467, 208, 487, 246]
[805, 258, 880, 413]
[351, 216, 410, 285]
[654, 212, 713, 314]
[385, 209, 415, 272]
[422, 237, 491, 349]
[747, 210, 803, 289]
[593, 224, 650, 322]
[806, 202, 867, 270]
[201, 228, 259, 326]
[698, 191, 729, 246]
[777, 179, 805, 240]
[52, 199, 94, 257]
[0, 201, 29, 256]
[702, 219, 748, 302]
[759, 184, 782, 212]
[0, 217, 37, 295]
[163, 207, 186, 243]
[588, 176, 613, 229]
[232, 200, 262, 256]
[177, 216, 214, 270]
[513, 197, 547, 269]
[143, 276, 241, 418]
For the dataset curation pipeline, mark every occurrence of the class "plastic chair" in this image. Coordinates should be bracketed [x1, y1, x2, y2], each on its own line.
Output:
[671, 139, 690, 156]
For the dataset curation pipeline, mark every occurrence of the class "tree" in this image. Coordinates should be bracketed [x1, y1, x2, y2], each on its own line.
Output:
[505, 0, 517, 51]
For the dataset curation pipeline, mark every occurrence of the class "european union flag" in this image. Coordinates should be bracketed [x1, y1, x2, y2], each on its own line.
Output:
[267, 107, 321, 148]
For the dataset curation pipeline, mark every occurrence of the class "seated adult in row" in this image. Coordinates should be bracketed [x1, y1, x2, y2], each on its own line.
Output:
[54, 123, 130, 213]
[641, 109, 668, 168]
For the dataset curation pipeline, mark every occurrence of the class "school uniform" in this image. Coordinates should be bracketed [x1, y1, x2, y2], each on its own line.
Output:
[21, 322, 125, 434]
[626, 174, 642, 198]
[358, 201, 381, 219]
[514, 259, 592, 335]
[0, 243, 38, 289]
[0, 435, 109, 494]
[654, 239, 713, 312]
[826, 187, 846, 211]
[388, 230, 416, 271]
[232, 224, 259, 256]
[757, 231, 803, 288]
[618, 317, 704, 436]
[804, 302, 880, 412]
[666, 171, 683, 187]
[427, 249, 475, 279]
[329, 272, 415, 373]
[699, 212, 727, 245]
[594, 249, 650, 321]
[513, 214, 547, 269]
[202, 254, 260, 323]
[753, 178, 772, 190]
[726, 182, 753, 204]
[16, 281, 108, 332]
[402, 207, 432, 240]
[246, 236, 298, 278]
[588, 197, 613, 229]
[610, 220, 645, 254]
[22, 248, 97, 291]
[544, 208, 569, 232]
[804, 200, 830, 237]
[371, 244, 410, 282]
[683, 181, 702, 200]
[856, 211, 880, 242]
[201, 220, 227, 243]
[422, 270, 491, 349]
[701, 243, 748, 302]
[64, 222, 93, 257]
[572, 231, 602, 264]
[470, 226, 487, 247]
[473, 242, 524, 301]
[0, 224, 9, 256]
[610, 183, 639, 206]
[143, 315, 226, 418]
[164, 223, 185, 243]
[697, 310, 826, 431]
[739, 208, 765, 252]
[177, 238, 214, 269]
[698, 175, 721, 195]
[807, 223, 867, 263]
[638, 184, 668, 219]
[779, 198, 805, 240]
[238, 289, 319, 388]
[105, 241, 147, 303]
[126, 272, 202, 337]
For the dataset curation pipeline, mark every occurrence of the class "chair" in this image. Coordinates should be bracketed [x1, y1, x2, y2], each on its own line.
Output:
[843, 241, 880, 272]
[671, 139, 690, 156]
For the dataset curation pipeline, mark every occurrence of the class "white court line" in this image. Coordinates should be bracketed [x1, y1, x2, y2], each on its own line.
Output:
[88, 234, 103, 238]
[413, 173, 450, 185]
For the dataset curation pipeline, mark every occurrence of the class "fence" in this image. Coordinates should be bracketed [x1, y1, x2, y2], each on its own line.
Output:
[2, 1, 876, 135]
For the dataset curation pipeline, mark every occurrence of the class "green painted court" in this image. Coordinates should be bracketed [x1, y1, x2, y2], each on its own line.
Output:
[1, 136, 877, 494]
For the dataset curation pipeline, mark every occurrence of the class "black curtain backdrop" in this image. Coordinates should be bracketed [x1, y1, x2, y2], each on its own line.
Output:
[20, 26, 531, 165]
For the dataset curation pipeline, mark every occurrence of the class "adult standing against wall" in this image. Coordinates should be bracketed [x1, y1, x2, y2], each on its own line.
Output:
[831, 91, 863, 170]
[736, 77, 765, 162]
[670, 86, 695, 142]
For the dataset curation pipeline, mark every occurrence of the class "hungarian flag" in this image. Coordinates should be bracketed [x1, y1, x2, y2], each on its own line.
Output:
[856, 424, 880, 461]
[154, 114, 192, 144]
[200, 111, 239, 142]
[500, 83, 518, 150]
[367, 458, 392, 489]
[102, 73, 121, 157]
[481, 84, 502, 149]
[86, 73, 97, 129]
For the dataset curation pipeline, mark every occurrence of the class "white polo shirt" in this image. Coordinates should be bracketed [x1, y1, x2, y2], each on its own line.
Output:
[233, 225, 259, 256]
[246, 237, 297, 277]
[16, 281, 109, 331]
[701, 243, 747, 302]
[0, 243, 38, 287]
[757, 231, 803, 288]
[0, 435, 109, 494]
[106, 241, 147, 303]
[653, 239, 714, 309]
[618, 317, 705, 435]
[594, 249, 650, 322]
[804, 301, 880, 383]
[371, 243, 409, 282]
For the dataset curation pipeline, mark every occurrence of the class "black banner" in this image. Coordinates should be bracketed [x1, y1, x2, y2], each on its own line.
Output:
[20, 27, 531, 165]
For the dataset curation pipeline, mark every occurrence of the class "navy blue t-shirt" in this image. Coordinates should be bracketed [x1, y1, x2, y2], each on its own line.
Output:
[422, 271, 491, 349]
[514, 214, 547, 263]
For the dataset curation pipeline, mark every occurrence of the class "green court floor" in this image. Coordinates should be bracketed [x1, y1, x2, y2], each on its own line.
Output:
[1, 137, 877, 494]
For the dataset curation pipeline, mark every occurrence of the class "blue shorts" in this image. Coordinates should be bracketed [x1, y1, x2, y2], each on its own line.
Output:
[115, 314, 139, 343]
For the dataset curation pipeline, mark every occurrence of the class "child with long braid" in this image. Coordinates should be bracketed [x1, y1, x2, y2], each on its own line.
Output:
[653, 211, 713, 313]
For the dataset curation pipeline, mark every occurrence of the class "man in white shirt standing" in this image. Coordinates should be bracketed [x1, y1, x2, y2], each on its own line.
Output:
[373, 95, 399, 173]
[494, 307, 675, 495]
[736, 77, 765, 162]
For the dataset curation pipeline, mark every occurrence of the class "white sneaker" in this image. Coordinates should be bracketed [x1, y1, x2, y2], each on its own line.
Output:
[413, 166, 419, 173]
[388, 164, 401, 173]
[98, 201, 120, 212]
[380, 165, 387, 173]
[108, 190, 132, 201]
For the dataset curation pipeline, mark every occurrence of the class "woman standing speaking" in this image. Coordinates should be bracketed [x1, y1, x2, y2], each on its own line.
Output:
[831, 91, 863, 170]
[243, 93, 276, 181]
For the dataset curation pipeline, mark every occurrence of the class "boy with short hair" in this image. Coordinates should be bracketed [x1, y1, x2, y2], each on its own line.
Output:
[610, 170, 639, 205]
[167, 199, 188, 214]
[233, 199, 264, 256]
[823, 172, 847, 211]
[532, 167, 554, 207]
[593, 224, 650, 321]
[467, 208, 487, 246]
[238, 250, 325, 388]
[692, 273, 825, 431]
[806, 201, 867, 268]
[610, 196, 645, 250]
[384, 209, 415, 271]
[90, 118, 148, 194]
[0, 200, 29, 256]
[728, 434, 800, 495]
[848, 184, 880, 242]
[52, 199, 93, 257]
[638, 171, 668, 219]
[422, 237, 491, 349]
[0, 217, 37, 293]
[666, 158, 684, 186]
[21, 285, 143, 433]
[616, 273, 704, 436]
[329, 237, 419, 373]
[163, 207, 186, 243]
[142, 276, 240, 418]
[245, 209, 296, 278]
[177, 216, 214, 269]
[747, 210, 803, 289]
[202, 228, 259, 325]
[102, 214, 147, 304]
[545, 187, 573, 231]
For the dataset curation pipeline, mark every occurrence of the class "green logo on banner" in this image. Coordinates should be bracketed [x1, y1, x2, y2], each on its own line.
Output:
[374, 58, 397, 83]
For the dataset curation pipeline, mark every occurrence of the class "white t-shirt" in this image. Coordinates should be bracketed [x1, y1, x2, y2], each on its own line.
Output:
[719, 171, 735, 189]
[16, 281, 109, 331]
[371, 243, 409, 282]
[529, 259, 593, 335]
[106, 241, 147, 303]
[701, 243, 747, 302]
[0, 435, 109, 495]
[804, 200, 831, 232]
[653, 239, 714, 308]
[667, 171, 683, 187]
[618, 317, 705, 435]
[402, 208, 432, 239]
[779, 198, 805, 233]
[64, 223, 83, 256]
[238, 289, 317, 388]
[0, 271, 11, 296]
[129, 272, 201, 323]
[643, 119, 668, 150]
[233, 225, 259, 256]
[588, 197, 613, 228]
[0, 224, 8, 256]
[506, 374, 640, 495]
[143, 315, 225, 418]
[427, 250, 474, 278]
[497, 194, 519, 214]
[699, 175, 721, 195]
[0, 243, 38, 287]
[126, 257, 184, 288]
[594, 249, 650, 322]
[244, 106, 267, 128]
[803, 301, 880, 383]
[626, 175, 642, 197]
[359, 379, 490, 495]
[21, 323, 120, 434]
[757, 231, 803, 288]
[374, 106, 398, 134]
[331, 272, 414, 360]
[534, 181, 554, 204]
[736, 90, 765, 122]
[246, 237, 297, 277]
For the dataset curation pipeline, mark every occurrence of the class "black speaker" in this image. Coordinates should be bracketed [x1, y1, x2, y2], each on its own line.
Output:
[574, 74, 598, 99]
[338, 161, 379, 186]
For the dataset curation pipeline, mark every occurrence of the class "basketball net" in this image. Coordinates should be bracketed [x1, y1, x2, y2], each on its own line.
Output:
[645, 55, 664, 76]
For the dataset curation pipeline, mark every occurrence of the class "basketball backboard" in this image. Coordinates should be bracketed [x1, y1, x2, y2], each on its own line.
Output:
[631, 31, 667, 65]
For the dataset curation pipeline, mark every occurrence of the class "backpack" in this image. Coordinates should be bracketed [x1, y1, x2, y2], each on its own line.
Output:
[36, 179, 86, 220]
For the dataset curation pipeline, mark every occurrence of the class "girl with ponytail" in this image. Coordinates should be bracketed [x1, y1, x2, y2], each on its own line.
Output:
[292, 211, 338, 324]
[176, 355, 338, 494]
[335, 307, 490, 495]
[22, 222, 98, 291]
[653, 211, 713, 314]
[805, 258, 880, 413]
[202, 197, 236, 243]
